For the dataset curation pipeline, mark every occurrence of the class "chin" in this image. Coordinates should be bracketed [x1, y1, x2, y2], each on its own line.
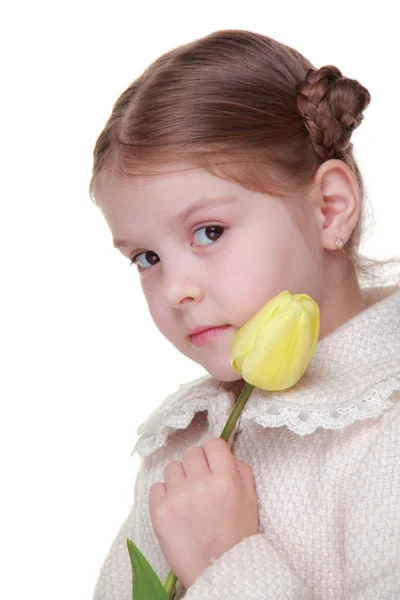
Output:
[217, 372, 244, 383]
[203, 361, 244, 382]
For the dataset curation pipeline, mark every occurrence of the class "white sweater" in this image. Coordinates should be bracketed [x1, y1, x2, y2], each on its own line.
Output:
[93, 284, 400, 600]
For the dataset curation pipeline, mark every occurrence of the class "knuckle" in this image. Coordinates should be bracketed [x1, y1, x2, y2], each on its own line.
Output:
[241, 458, 252, 472]
[236, 454, 250, 469]
[182, 445, 202, 459]
[217, 477, 233, 493]
[148, 483, 166, 514]
[149, 481, 164, 495]
[175, 491, 190, 508]
[202, 437, 229, 451]
[168, 491, 190, 514]
[191, 479, 207, 496]
[245, 462, 256, 479]
[163, 460, 181, 476]
[239, 458, 255, 480]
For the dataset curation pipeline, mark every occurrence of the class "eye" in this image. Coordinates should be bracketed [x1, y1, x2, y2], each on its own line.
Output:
[128, 225, 226, 271]
[192, 225, 225, 246]
[129, 251, 159, 270]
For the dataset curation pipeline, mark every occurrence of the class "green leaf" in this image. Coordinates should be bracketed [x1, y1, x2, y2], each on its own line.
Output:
[127, 538, 169, 600]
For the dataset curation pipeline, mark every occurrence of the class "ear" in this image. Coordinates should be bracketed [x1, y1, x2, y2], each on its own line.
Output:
[311, 159, 361, 251]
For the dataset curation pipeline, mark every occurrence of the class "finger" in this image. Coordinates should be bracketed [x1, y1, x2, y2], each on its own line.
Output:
[200, 437, 239, 479]
[163, 460, 186, 491]
[234, 456, 257, 494]
[182, 445, 210, 479]
[148, 481, 166, 518]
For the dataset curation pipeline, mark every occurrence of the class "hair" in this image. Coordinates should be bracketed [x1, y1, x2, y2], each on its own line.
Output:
[89, 29, 400, 290]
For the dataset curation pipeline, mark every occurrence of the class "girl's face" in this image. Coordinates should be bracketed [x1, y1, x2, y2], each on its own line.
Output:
[96, 163, 325, 381]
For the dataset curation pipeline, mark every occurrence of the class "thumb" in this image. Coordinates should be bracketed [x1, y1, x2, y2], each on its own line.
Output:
[234, 455, 256, 493]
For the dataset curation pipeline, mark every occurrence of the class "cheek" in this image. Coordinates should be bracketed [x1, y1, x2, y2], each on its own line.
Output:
[221, 236, 291, 289]
[146, 296, 165, 327]
[143, 288, 183, 343]
[216, 233, 302, 322]
[139, 283, 167, 330]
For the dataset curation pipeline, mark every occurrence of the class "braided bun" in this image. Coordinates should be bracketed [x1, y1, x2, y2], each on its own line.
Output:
[296, 66, 371, 159]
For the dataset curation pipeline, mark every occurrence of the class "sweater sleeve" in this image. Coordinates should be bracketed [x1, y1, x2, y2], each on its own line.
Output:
[343, 400, 400, 599]
[182, 532, 312, 599]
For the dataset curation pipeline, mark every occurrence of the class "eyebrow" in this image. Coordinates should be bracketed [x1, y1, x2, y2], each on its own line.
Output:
[112, 195, 239, 248]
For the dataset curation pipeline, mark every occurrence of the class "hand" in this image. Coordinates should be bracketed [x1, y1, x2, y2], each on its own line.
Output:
[148, 437, 259, 590]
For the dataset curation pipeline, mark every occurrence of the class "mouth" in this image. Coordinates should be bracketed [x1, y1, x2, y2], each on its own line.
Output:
[189, 325, 230, 347]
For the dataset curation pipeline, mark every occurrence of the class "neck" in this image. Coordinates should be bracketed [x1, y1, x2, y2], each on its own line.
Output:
[318, 261, 367, 340]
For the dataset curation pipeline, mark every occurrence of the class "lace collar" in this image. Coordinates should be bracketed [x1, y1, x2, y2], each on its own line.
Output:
[132, 285, 400, 457]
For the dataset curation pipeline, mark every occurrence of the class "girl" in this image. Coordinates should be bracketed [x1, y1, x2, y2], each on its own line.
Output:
[89, 29, 400, 599]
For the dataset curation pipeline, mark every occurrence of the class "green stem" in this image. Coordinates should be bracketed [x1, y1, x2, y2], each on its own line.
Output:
[219, 382, 255, 442]
[163, 381, 256, 597]
[163, 571, 178, 597]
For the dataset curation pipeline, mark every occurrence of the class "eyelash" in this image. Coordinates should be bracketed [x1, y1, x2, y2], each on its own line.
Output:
[129, 224, 226, 271]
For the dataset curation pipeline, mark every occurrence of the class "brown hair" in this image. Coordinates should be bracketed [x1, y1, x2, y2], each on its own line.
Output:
[89, 29, 399, 288]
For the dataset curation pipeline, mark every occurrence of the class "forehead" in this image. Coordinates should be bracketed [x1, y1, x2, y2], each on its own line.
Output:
[95, 165, 252, 220]
[96, 163, 244, 202]
[93, 164, 254, 246]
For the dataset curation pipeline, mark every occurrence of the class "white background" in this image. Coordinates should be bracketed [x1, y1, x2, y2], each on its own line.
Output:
[1, 1, 399, 598]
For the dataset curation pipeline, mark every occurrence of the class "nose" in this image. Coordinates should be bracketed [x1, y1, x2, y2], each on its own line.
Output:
[159, 269, 204, 308]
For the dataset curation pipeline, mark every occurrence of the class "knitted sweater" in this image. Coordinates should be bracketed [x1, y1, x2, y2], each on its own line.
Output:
[93, 284, 400, 600]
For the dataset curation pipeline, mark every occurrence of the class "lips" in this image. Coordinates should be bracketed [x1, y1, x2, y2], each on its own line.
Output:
[189, 325, 220, 335]
[189, 325, 230, 347]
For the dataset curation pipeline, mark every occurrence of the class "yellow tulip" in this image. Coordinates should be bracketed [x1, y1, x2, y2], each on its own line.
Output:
[230, 290, 320, 391]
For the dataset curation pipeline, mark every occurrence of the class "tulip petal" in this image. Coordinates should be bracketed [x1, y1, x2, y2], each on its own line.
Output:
[230, 291, 320, 390]
[241, 309, 316, 390]
[301, 299, 320, 366]
[230, 291, 294, 374]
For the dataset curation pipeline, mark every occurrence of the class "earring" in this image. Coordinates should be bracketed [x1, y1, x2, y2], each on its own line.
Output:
[335, 238, 344, 249]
